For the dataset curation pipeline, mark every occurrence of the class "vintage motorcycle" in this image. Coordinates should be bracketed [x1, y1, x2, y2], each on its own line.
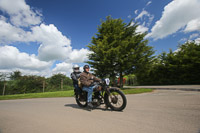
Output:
[75, 78, 127, 111]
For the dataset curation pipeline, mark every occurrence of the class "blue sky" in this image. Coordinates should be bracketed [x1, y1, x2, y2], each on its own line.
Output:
[0, 0, 200, 77]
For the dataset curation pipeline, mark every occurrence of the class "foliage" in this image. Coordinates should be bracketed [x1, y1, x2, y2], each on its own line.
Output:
[124, 74, 138, 86]
[46, 73, 73, 92]
[0, 73, 73, 95]
[137, 41, 200, 85]
[87, 16, 155, 88]
[9, 71, 22, 80]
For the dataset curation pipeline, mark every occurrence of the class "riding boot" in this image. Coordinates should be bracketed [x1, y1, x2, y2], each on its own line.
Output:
[88, 102, 93, 108]
[74, 89, 76, 95]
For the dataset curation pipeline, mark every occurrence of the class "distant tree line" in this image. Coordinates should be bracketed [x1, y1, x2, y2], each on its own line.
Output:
[0, 72, 73, 95]
[136, 41, 200, 85]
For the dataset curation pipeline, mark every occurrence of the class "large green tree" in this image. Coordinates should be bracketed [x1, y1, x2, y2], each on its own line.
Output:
[87, 16, 154, 87]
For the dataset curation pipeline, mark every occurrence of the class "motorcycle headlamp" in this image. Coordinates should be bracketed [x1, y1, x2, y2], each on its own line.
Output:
[105, 78, 110, 85]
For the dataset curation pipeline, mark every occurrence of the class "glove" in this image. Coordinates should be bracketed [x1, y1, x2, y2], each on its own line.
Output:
[90, 82, 95, 86]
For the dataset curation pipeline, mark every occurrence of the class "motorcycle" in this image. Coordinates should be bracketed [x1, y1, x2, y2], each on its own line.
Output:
[75, 78, 127, 111]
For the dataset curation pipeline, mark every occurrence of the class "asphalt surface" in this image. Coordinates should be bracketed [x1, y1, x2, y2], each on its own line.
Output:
[124, 85, 200, 91]
[0, 90, 200, 133]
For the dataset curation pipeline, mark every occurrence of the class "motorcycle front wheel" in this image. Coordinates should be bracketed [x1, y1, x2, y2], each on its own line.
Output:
[106, 89, 127, 111]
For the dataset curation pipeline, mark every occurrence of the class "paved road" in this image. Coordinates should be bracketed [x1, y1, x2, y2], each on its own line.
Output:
[0, 90, 200, 133]
[124, 85, 200, 91]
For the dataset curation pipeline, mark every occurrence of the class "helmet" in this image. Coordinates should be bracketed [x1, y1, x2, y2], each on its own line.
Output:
[83, 65, 90, 71]
[73, 64, 80, 72]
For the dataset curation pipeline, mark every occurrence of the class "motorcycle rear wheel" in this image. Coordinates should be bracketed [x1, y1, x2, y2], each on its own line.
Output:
[75, 94, 87, 107]
[106, 89, 127, 111]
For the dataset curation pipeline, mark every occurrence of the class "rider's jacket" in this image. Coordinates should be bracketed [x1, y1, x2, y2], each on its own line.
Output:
[71, 72, 81, 85]
[80, 71, 100, 87]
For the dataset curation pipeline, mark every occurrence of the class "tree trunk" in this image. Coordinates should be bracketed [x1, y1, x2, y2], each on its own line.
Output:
[120, 71, 123, 89]
[43, 80, 45, 93]
[111, 75, 116, 87]
[61, 79, 63, 90]
[2, 81, 6, 96]
[24, 87, 26, 94]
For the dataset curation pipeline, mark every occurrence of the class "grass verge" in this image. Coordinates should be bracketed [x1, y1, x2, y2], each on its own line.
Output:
[0, 88, 153, 100]
[122, 88, 153, 95]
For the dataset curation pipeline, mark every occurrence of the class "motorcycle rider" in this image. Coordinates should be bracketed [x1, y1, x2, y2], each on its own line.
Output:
[80, 65, 100, 108]
[70, 65, 81, 95]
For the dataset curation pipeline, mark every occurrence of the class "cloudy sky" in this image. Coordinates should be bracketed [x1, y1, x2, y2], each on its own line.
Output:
[0, 0, 200, 77]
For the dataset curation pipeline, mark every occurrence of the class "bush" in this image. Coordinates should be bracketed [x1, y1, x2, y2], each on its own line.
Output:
[1, 73, 73, 95]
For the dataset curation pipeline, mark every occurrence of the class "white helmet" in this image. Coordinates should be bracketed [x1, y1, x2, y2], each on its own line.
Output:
[73, 65, 80, 72]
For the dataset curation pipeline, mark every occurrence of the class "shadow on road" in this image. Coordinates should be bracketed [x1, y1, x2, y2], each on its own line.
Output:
[64, 104, 80, 109]
[64, 104, 113, 112]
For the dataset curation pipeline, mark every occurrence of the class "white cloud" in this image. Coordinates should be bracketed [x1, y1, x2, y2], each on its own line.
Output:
[146, 1, 152, 6]
[0, 0, 91, 77]
[30, 24, 91, 62]
[127, 15, 132, 19]
[195, 38, 200, 44]
[179, 34, 200, 44]
[0, 17, 74, 62]
[52, 62, 85, 77]
[0, 0, 42, 27]
[189, 33, 199, 40]
[0, 18, 27, 43]
[184, 18, 200, 32]
[0, 45, 52, 71]
[0, 18, 90, 62]
[135, 9, 154, 27]
[130, 21, 148, 34]
[147, 15, 154, 26]
[52, 62, 73, 76]
[30, 24, 72, 61]
[136, 25, 149, 33]
[147, 0, 200, 40]
[69, 48, 91, 63]
[135, 10, 150, 20]
[134, 10, 138, 15]
[179, 38, 187, 43]
[0, 0, 90, 62]
[188, 34, 200, 44]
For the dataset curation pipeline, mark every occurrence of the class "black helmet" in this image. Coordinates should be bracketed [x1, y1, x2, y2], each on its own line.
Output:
[83, 65, 90, 71]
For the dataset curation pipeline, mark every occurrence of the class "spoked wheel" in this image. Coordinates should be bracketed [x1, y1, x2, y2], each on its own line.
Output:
[107, 89, 127, 111]
[75, 94, 87, 107]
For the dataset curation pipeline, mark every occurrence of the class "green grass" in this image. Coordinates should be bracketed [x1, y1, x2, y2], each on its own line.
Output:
[0, 90, 74, 100]
[0, 88, 153, 100]
[122, 88, 153, 94]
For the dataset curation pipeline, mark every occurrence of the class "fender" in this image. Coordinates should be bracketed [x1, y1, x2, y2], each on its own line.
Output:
[104, 87, 120, 105]
[107, 87, 120, 91]
[105, 87, 120, 94]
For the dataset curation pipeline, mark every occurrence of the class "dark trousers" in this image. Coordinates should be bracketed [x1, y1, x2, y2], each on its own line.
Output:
[73, 84, 81, 94]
